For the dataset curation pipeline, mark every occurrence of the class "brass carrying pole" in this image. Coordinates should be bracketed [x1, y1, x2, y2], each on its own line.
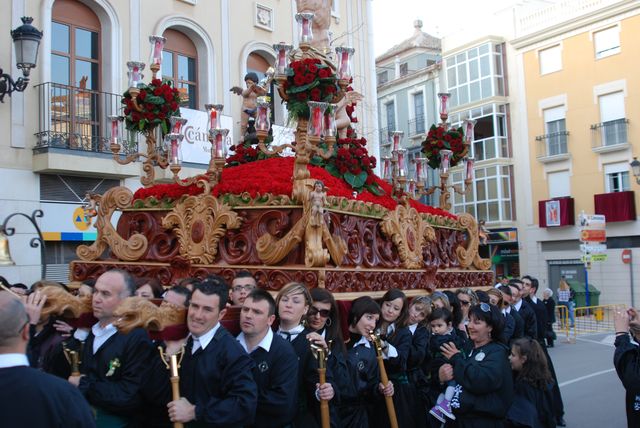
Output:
[310, 343, 331, 428]
[369, 331, 398, 428]
[63, 348, 81, 376]
[159, 346, 185, 428]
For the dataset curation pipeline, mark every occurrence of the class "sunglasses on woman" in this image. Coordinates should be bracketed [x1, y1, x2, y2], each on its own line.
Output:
[308, 307, 331, 318]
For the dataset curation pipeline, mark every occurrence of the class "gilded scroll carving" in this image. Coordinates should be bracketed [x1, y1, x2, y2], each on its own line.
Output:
[455, 213, 492, 270]
[77, 187, 148, 261]
[380, 204, 436, 269]
[161, 194, 241, 264]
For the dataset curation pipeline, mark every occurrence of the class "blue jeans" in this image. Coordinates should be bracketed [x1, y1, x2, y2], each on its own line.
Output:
[560, 301, 575, 327]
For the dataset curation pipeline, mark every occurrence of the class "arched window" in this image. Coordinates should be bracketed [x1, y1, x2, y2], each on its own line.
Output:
[162, 29, 198, 109]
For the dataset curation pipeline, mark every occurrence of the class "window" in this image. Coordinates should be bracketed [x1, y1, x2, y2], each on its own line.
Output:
[604, 162, 630, 193]
[543, 106, 567, 156]
[539, 45, 561, 75]
[377, 70, 388, 85]
[385, 101, 395, 131]
[594, 26, 620, 59]
[452, 165, 513, 222]
[547, 170, 570, 198]
[450, 103, 508, 161]
[51, 0, 102, 151]
[598, 91, 626, 146]
[162, 29, 198, 109]
[399, 63, 408, 77]
[412, 92, 425, 134]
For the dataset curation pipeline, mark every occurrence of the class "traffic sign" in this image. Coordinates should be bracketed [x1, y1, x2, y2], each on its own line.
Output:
[582, 254, 607, 262]
[579, 212, 606, 243]
[580, 243, 607, 254]
[622, 249, 632, 264]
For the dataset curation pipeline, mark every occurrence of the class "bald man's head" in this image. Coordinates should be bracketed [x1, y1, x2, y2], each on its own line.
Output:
[0, 292, 29, 350]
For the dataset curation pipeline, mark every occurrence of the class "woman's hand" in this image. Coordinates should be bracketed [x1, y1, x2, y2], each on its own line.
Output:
[615, 308, 630, 334]
[24, 291, 46, 325]
[438, 363, 454, 383]
[53, 320, 74, 338]
[440, 342, 460, 360]
[379, 381, 394, 397]
[306, 332, 328, 351]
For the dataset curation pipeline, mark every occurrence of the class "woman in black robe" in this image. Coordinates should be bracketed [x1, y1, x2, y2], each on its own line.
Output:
[613, 307, 640, 428]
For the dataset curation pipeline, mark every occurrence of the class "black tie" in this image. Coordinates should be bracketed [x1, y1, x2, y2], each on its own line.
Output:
[280, 331, 292, 342]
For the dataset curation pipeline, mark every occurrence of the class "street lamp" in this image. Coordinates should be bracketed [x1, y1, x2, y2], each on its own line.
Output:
[630, 157, 640, 184]
[0, 17, 43, 103]
[0, 210, 46, 279]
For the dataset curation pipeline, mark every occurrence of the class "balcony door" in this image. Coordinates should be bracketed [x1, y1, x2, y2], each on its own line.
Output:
[51, 0, 101, 151]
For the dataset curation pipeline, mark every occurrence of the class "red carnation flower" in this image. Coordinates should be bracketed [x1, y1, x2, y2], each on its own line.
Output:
[308, 64, 318, 73]
[318, 68, 330, 79]
[297, 93, 307, 101]
[151, 79, 162, 86]
[310, 88, 321, 101]
[293, 75, 306, 86]
[170, 102, 179, 111]
[304, 74, 315, 84]
[137, 90, 147, 101]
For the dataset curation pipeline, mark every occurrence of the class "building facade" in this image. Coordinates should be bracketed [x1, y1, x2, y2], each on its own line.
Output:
[1, 0, 378, 285]
[511, 0, 640, 305]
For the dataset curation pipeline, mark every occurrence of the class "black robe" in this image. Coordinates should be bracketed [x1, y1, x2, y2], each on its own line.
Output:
[0, 365, 97, 428]
[516, 300, 538, 340]
[614, 333, 640, 428]
[78, 327, 154, 425]
[500, 311, 516, 345]
[177, 327, 258, 427]
[449, 341, 514, 428]
[407, 325, 429, 427]
[246, 333, 299, 428]
[506, 379, 556, 428]
[524, 297, 548, 344]
[509, 308, 525, 341]
[27, 320, 66, 374]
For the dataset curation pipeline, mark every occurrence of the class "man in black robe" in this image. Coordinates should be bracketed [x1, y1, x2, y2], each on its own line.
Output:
[0, 291, 96, 427]
[510, 279, 538, 340]
[237, 289, 298, 428]
[68, 269, 154, 427]
[164, 276, 258, 426]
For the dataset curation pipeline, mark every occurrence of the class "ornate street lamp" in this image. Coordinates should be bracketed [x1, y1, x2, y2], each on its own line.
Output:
[630, 157, 640, 184]
[0, 17, 43, 102]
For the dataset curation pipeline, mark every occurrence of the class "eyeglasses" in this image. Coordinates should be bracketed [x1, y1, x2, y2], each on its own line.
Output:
[308, 307, 331, 318]
[459, 300, 471, 306]
[232, 285, 256, 293]
[479, 302, 491, 312]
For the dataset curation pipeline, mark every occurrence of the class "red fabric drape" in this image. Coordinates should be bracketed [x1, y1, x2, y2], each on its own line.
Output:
[538, 197, 575, 227]
[595, 191, 636, 222]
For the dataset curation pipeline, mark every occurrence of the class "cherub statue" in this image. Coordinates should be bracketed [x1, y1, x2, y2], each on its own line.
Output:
[83, 192, 98, 217]
[230, 72, 268, 141]
[309, 180, 328, 226]
[478, 220, 489, 246]
[296, 0, 333, 52]
[335, 90, 362, 139]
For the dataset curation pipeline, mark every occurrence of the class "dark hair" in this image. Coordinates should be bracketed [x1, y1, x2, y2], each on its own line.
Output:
[193, 275, 229, 310]
[246, 288, 276, 316]
[509, 279, 523, 290]
[9, 283, 28, 290]
[498, 285, 512, 297]
[135, 277, 164, 298]
[379, 288, 409, 329]
[234, 270, 255, 280]
[245, 72, 259, 83]
[475, 290, 490, 304]
[0, 276, 10, 288]
[167, 285, 192, 307]
[81, 278, 96, 288]
[176, 277, 198, 289]
[349, 296, 381, 328]
[443, 290, 463, 328]
[468, 303, 504, 342]
[428, 307, 453, 324]
[530, 277, 539, 292]
[511, 338, 553, 389]
[309, 288, 344, 345]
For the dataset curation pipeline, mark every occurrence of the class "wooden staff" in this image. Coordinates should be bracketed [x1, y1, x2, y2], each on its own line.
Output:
[159, 346, 185, 428]
[310, 342, 330, 428]
[370, 331, 398, 428]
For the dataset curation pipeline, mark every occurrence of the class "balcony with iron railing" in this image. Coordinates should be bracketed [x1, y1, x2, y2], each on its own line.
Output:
[33, 82, 140, 177]
[535, 131, 570, 163]
[408, 117, 426, 137]
[591, 118, 629, 154]
[379, 127, 392, 146]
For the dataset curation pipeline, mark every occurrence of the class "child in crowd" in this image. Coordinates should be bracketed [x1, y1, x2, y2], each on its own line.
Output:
[427, 307, 467, 423]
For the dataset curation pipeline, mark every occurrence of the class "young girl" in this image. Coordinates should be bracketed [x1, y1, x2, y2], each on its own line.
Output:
[339, 296, 394, 427]
[275, 282, 335, 427]
[426, 307, 467, 423]
[507, 338, 556, 428]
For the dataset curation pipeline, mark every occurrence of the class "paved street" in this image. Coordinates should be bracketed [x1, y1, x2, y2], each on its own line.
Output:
[549, 332, 626, 427]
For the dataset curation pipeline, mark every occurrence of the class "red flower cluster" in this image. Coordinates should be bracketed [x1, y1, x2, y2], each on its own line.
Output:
[421, 124, 466, 170]
[131, 157, 456, 220]
[122, 79, 182, 134]
[285, 58, 338, 120]
[225, 143, 261, 166]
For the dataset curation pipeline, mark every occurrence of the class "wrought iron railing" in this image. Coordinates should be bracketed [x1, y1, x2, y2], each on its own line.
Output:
[591, 118, 629, 149]
[379, 127, 392, 145]
[34, 82, 137, 154]
[535, 131, 569, 158]
[408, 117, 426, 136]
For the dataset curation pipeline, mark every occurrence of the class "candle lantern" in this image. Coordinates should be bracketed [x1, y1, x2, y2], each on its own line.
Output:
[382, 156, 392, 182]
[255, 97, 271, 132]
[407, 179, 416, 196]
[414, 157, 427, 184]
[391, 131, 404, 152]
[205, 104, 224, 131]
[463, 119, 476, 145]
[209, 128, 230, 159]
[126, 61, 145, 89]
[295, 13, 315, 45]
[323, 104, 337, 138]
[307, 101, 329, 138]
[437, 93, 450, 122]
[170, 116, 188, 134]
[273, 43, 293, 76]
[164, 133, 184, 166]
[108, 115, 123, 150]
[439, 149, 452, 173]
[396, 148, 407, 177]
[335, 46, 355, 81]
[464, 157, 475, 182]
[149, 35, 166, 66]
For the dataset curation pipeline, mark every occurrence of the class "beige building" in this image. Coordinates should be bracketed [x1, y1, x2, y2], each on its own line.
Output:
[511, 0, 640, 305]
[0, 0, 378, 285]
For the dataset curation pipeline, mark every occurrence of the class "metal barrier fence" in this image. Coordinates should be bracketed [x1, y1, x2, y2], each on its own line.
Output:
[554, 304, 626, 343]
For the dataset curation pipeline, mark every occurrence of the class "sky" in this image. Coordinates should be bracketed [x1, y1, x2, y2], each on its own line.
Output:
[371, 0, 535, 56]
